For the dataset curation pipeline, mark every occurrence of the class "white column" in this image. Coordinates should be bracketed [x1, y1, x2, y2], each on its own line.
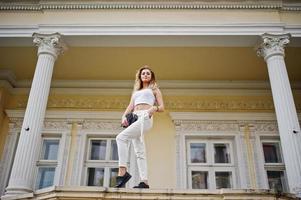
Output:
[257, 33, 301, 197]
[4, 33, 65, 196]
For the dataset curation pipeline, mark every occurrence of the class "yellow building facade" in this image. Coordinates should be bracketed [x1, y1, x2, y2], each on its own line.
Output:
[0, 0, 301, 199]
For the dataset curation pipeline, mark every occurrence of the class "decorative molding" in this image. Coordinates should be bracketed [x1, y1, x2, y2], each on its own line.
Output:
[173, 119, 279, 133]
[5, 110, 124, 120]
[43, 121, 71, 130]
[170, 112, 277, 121]
[81, 120, 122, 131]
[8, 95, 301, 111]
[0, 1, 297, 12]
[170, 112, 286, 133]
[251, 122, 278, 132]
[1, 1, 299, 12]
[0, 1, 288, 11]
[8, 95, 284, 111]
[7, 118, 71, 130]
[173, 120, 239, 132]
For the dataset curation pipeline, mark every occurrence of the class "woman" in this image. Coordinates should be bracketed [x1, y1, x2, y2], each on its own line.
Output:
[115, 66, 164, 189]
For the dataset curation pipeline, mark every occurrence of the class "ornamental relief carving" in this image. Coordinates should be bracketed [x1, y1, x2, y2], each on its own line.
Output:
[251, 122, 278, 132]
[165, 99, 274, 111]
[8, 119, 23, 131]
[174, 120, 278, 133]
[174, 121, 239, 132]
[8, 118, 71, 130]
[82, 120, 123, 131]
[43, 121, 70, 130]
[12, 96, 284, 112]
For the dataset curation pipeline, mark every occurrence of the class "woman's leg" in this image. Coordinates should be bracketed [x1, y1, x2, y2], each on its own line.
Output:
[116, 119, 143, 175]
[132, 137, 148, 183]
[132, 114, 153, 183]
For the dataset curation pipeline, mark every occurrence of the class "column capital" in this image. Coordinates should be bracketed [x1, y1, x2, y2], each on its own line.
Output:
[256, 33, 290, 61]
[33, 32, 67, 59]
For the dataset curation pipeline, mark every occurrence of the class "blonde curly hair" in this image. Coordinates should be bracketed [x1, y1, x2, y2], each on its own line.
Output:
[133, 65, 158, 91]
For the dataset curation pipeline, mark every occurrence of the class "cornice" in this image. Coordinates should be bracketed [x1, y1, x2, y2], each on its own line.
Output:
[0, 1, 300, 11]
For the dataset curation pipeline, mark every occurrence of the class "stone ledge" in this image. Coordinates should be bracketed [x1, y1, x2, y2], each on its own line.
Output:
[1, 186, 298, 200]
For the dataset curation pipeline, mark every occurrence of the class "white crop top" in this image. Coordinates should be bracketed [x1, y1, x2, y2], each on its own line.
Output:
[132, 88, 155, 106]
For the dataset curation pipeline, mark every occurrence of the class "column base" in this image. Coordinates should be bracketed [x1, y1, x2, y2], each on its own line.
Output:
[3, 186, 33, 198]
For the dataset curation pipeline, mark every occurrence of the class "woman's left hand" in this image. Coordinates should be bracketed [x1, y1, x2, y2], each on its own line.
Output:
[147, 106, 157, 118]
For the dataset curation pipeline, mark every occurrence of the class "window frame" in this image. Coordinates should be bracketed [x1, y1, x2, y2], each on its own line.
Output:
[261, 140, 284, 165]
[186, 139, 236, 189]
[260, 139, 288, 192]
[84, 137, 119, 187]
[35, 135, 62, 190]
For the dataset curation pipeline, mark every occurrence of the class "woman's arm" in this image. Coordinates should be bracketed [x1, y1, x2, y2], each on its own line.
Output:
[154, 88, 164, 112]
[148, 88, 164, 116]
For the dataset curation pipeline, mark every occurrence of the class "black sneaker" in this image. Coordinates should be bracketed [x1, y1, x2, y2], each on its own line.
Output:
[133, 182, 150, 189]
[115, 172, 132, 188]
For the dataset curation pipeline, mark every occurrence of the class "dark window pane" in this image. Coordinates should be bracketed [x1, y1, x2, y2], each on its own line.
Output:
[214, 144, 230, 163]
[190, 143, 206, 163]
[90, 140, 107, 160]
[37, 167, 55, 189]
[216, 172, 232, 189]
[109, 168, 119, 187]
[87, 168, 104, 186]
[191, 171, 208, 189]
[42, 140, 59, 160]
[267, 171, 284, 192]
[263, 143, 282, 163]
[110, 140, 118, 160]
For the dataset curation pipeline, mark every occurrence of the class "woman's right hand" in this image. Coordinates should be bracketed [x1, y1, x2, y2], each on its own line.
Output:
[121, 116, 129, 127]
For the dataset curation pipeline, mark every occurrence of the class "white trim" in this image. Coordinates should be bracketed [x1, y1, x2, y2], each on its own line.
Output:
[2, 24, 300, 38]
[1, 35, 301, 48]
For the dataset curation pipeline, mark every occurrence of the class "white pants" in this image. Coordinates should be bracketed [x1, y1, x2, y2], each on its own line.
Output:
[116, 110, 153, 181]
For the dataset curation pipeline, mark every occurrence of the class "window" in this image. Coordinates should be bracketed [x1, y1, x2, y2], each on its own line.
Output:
[262, 143, 282, 163]
[261, 140, 287, 192]
[215, 171, 232, 189]
[191, 171, 208, 189]
[214, 144, 230, 163]
[85, 138, 118, 187]
[187, 139, 235, 189]
[36, 138, 60, 189]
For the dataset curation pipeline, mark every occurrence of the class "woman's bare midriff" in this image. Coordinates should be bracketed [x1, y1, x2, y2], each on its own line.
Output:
[134, 104, 152, 111]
